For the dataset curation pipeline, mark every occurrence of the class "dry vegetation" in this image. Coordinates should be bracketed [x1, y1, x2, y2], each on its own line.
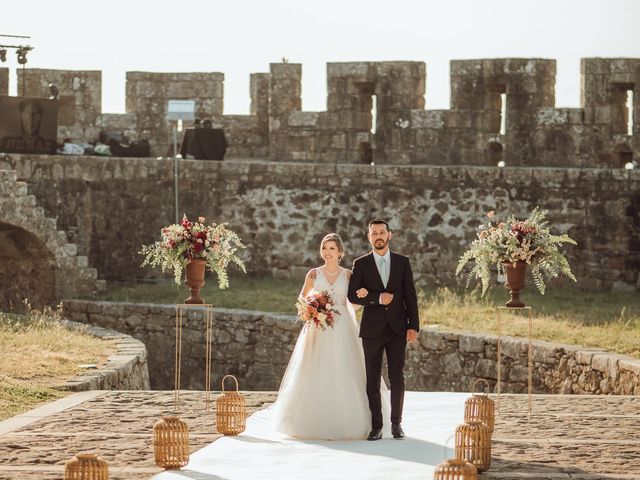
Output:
[0, 304, 115, 420]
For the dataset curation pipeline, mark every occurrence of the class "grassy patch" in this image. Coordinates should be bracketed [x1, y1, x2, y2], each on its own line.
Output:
[0, 305, 115, 421]
[0, 376, 66, 420]
[96, 275, 302, 312]
[96, 274, 640, 359]
[422, 286, 640, 358]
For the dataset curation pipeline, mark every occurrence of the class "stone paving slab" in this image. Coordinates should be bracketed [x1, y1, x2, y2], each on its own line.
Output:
[0, 391, 638, 479]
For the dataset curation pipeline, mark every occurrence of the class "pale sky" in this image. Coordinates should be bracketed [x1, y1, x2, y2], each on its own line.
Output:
[3, 0, 640, 115]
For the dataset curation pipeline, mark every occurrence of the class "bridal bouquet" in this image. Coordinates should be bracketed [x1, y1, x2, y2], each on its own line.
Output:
[139, 215, 246, 288]
[296, 290, 338, 331]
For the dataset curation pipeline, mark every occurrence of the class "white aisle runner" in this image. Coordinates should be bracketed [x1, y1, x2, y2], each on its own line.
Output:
[153, 392, 467, 480]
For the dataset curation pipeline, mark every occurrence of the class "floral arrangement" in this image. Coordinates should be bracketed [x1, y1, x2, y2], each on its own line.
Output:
[455, 207, 577, 295]
[296, 290, 338, 331]
[140, 215, 246, 288]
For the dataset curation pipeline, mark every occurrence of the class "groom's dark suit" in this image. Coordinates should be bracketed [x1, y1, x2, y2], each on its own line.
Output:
[348, 251, 419, 430]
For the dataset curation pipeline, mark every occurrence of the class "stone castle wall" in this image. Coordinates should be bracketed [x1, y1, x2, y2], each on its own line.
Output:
[17, 69, 102, 143]
[63, 300, 640, 395]
[7, 58, 639, 166]
[0, 68, 8, 96]
[0, 169, 104, 312]
[2, 154, 639, 291]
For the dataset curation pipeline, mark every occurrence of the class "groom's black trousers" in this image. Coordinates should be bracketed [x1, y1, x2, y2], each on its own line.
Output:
[362, 324, 407, 430]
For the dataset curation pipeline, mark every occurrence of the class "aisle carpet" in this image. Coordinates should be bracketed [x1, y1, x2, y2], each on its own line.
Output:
[154, 392, 468, 479]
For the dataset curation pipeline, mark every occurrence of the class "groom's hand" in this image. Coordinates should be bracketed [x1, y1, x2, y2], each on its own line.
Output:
[406, 329, 418, 343]
[380, 293, 394, 305]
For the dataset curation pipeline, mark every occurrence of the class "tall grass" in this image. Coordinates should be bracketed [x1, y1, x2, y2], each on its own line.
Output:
[0, 303, 115, 420]
[422, 286, 640, 358]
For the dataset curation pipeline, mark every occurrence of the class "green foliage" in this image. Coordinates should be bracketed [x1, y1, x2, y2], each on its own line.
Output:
[456, 207, 577, 295]
[140, 215, 246, 289]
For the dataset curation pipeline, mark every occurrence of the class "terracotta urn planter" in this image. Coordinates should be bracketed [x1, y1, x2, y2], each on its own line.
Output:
[185, 259, 206, 304]
[502, 261, 527, 308]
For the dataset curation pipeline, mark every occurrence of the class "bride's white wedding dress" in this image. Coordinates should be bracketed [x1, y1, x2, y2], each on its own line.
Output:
[274, 268, 390, 440]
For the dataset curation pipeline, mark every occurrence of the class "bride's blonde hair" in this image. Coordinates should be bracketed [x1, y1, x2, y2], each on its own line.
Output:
[320, 233, 345, 262]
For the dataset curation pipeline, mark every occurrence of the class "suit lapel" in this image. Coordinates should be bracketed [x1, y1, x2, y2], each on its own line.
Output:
[367, 252, 386, 290]
[388, 252, 401, 288]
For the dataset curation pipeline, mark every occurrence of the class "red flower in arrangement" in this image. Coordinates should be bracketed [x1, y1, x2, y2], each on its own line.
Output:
[140, 214, 247, 289]
[295, 290, 339, 331]
[456, 207, 577, 296]
[510, 221, 537, 244]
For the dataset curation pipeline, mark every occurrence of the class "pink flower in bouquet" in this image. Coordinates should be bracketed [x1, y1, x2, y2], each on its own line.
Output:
[296, 290, 339, 331]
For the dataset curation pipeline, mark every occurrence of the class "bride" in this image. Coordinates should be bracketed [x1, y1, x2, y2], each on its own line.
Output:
[274, 233, 389, 440]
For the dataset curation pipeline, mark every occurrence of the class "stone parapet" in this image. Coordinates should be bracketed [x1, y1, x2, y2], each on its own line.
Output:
[60, 320, 150, 391]
[63, 300, 640, 395]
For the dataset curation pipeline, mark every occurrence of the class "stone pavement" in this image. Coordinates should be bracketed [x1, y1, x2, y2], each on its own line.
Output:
[0, 391, 637, 479]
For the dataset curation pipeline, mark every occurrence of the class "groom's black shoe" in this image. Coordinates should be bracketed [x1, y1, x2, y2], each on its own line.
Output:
[392, 424, 405, 439]
[367, 428, 383, 441]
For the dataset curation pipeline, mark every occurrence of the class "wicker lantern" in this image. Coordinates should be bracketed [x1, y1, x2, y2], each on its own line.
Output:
[464, 379, 495, 434]
[455, 421, 491, 472]
[64, 453, 108, 480]
[433, 458, 478, 480]
[153, 416, 190, 469]
[216, 375, 247, 435]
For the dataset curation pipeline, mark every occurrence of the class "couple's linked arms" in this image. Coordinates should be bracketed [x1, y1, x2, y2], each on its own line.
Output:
[347, 261, 384, 306]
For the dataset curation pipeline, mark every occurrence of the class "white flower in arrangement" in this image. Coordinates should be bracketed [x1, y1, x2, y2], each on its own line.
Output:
[317, 312, 327, 322]
[325, 303, 333, 309]
[139, 215, 246, 289]
[456, 207, 577, 295]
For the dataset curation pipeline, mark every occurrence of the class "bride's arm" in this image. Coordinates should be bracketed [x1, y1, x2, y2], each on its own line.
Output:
[299, 268, 317, 299]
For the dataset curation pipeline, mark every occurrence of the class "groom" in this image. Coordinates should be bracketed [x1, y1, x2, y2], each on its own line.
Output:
[347, 218, 420, 440]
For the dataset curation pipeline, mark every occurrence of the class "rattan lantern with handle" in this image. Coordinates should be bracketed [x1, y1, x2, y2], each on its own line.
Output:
[433, 458, 478, 480]
[464, 379, 495, 434]
[153, 415, 190, 469]
[455, 420, 491, 472]
[216, 375, 247, 435]
[64, 453, 108, 480]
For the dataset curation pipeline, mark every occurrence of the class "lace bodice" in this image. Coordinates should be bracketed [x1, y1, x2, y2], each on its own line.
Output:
[314, 268, 349, 307]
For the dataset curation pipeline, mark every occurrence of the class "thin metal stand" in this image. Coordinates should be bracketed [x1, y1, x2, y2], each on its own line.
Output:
[174, 304, 214, 413]
[496, 306, 533, 417]
[173, 124, 179, 224]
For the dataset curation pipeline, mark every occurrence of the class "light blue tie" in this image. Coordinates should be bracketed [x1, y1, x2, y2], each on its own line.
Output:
[378, 257, 388, 288]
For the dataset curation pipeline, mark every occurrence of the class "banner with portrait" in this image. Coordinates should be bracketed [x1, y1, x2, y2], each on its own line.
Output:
[0, 96, 57, 154]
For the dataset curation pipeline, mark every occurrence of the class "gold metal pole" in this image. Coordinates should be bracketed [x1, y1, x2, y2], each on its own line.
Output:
[205, 306, 213, 411]
[496, 307, 502, 413]
[174, 307, 184, 413]
[528, 307, 533, 417]
[497, 306, 534, 417]
[174, 304, 214, 412]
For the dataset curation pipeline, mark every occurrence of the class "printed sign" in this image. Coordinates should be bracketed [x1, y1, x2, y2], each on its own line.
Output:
[0, 96, 58, 154]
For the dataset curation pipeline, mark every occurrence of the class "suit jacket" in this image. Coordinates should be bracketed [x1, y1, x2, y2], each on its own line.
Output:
[347, 251, 420, 339]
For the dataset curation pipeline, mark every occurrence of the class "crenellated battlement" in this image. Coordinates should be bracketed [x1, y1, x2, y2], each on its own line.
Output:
[1, 57, 637, 167]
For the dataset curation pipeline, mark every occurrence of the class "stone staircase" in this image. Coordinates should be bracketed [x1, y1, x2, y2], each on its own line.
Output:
[0, 169, 105, 299]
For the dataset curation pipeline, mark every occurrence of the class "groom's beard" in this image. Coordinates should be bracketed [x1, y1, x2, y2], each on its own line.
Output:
[373, 239, 388, 251]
